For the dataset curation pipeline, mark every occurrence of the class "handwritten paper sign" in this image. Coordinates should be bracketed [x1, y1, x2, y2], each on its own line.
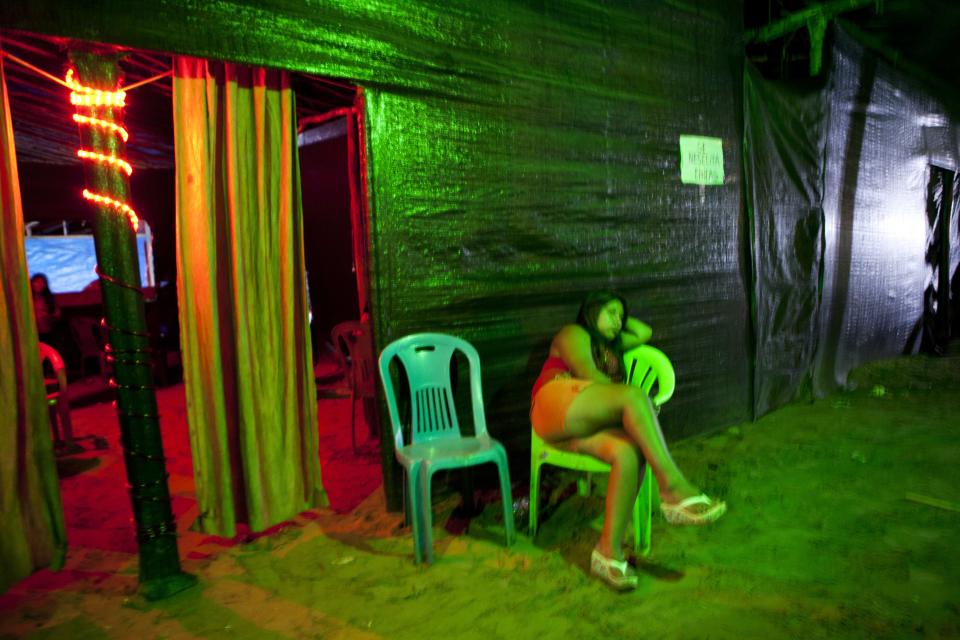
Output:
[679, 135, 724, 185]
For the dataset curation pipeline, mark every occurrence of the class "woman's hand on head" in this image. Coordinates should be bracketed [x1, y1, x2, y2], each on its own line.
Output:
[553, 324, 612, 383]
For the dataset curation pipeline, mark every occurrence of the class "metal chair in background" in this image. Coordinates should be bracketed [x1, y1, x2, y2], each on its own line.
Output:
[69, 315, 108, 381]
[331, 320, 377, 452]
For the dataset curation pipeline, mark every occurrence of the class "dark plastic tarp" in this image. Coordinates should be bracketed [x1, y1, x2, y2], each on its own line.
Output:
[815, 27, 959, 394]
[744, 68, 827, 416]
[745, 25, 960, 415]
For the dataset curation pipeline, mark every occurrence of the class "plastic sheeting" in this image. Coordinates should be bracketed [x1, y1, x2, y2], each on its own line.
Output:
[746, 25, 960, 414]
[2, 2, 751, 460]
[815, 27, 959, 394]
[744, 69, 827, 416]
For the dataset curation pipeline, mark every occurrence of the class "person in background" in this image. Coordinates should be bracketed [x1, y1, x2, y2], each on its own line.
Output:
[531, 290, 726, 590]
[31, 273, 61, 347]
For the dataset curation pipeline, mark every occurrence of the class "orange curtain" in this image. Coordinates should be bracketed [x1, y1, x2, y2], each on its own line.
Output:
[0, 50, 66, 594]
[172, 57, 325, 537]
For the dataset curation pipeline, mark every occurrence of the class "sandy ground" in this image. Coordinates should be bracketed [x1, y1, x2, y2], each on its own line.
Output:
[2, 350, 959, 639]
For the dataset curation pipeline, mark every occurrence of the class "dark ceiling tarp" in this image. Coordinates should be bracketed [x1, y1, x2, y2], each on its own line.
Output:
[1, 1, 752, 462]
[745, 25, 960, 416]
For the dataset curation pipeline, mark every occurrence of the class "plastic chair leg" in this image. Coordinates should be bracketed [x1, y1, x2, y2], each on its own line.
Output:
[528, 454, 654, 555]
[577, 473, 592, 497]
[47, 403, 62, 446]
[529, 458, 541, 537]
[350, 385, 358, 453]
[362, 397, 378, 441]
[57, 401, 74, 449]
[495, 456, 515, 546]
[419, 464, 435, 564]
[637, 463, 653, 557]
[405, 462, 424, 564]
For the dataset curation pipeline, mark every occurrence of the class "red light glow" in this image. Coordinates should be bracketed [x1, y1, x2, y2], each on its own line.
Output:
[66, 69, 126, 107]
[72, 114, 129, 142]
[82, 189, 139, 232]
[69, 68, 137, 232]
[77, 149, 133, 176]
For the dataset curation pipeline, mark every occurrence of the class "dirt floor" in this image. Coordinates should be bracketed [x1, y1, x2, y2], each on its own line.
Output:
[1, 350, 959, 639]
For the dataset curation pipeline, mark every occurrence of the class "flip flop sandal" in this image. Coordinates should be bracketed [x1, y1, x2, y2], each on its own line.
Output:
[661, 494, 727, 526]
[590, 549, 639, 591]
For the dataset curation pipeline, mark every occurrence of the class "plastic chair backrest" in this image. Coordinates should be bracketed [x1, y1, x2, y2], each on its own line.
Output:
[39, 341, 65, 374]
[38, 341, 67, 398]
[379, 333, 488, 451]
[331, 320, 375, 395]
[623, 344, 675, 408]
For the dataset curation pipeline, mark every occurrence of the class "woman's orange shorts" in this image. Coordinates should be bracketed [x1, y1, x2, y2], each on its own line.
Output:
[530, 377, 595, 437]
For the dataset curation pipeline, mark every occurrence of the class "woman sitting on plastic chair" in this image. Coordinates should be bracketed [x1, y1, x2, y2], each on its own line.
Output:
[531, 291, 726, 590]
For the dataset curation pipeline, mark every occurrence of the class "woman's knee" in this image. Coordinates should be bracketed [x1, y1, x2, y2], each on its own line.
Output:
[625, 384, 656, 412]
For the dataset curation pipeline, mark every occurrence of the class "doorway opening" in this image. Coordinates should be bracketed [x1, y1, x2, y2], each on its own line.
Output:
[295, 78, 382, 512]
[923, 165, 957, 354]
[3, 30, 381, 557]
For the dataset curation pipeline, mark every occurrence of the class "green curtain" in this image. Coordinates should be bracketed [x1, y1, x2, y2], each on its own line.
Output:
[172, 57, 324, 537]
[0, 52, 66, 594]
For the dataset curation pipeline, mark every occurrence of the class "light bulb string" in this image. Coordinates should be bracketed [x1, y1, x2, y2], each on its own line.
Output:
[67, 67, 140, 231]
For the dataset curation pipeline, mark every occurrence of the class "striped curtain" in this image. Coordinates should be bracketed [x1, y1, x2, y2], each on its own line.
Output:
[0, 50, 66, 594]
[172, 57, 325, 537]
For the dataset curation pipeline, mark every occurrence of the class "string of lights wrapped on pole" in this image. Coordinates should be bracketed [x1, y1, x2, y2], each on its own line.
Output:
[68, 49, 194, 600]
[2, 44, 189, 597]
[67, 68, 139, 228]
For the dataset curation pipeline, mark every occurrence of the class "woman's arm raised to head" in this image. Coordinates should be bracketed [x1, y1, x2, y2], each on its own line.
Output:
[620, 317, 652, 350]
[554, 324, 612, 383]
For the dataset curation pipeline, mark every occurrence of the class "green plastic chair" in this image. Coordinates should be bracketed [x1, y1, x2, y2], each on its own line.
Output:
[379, 333, 515, 564]
[528, 344, 676, 556]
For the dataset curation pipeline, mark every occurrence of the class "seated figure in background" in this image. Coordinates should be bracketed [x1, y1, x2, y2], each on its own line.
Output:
[31, 273, 61, 347]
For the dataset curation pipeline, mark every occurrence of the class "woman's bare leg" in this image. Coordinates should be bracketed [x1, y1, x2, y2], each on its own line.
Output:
[563, 383, 699, 504]
[566, 429, 640, 562]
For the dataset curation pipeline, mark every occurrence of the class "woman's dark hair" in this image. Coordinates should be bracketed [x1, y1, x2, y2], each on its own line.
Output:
[31, 273, 56, 313]
[576, 290, 628, 379]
